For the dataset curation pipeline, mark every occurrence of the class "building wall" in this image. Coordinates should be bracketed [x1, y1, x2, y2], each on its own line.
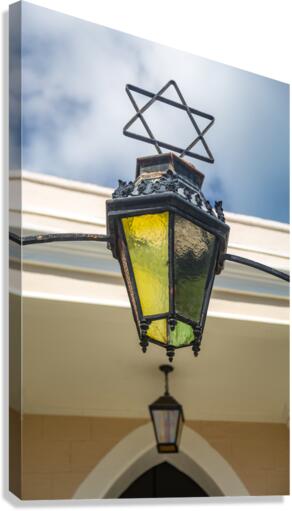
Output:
[9, 172, 289, 500]
[12, 410, 289, 499]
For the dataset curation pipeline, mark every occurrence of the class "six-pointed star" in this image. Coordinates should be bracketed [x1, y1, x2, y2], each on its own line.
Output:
[123, 80, 215, 163]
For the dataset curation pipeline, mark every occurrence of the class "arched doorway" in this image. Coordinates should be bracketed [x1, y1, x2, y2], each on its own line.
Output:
[74, 423, 249, 498]
[120, 461, 208, 498]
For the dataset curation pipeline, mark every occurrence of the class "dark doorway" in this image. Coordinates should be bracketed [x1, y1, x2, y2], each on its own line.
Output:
[119, 462, 208, 498]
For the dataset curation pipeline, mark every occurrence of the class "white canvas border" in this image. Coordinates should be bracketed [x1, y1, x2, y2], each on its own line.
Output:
[0, 0, 291, 509]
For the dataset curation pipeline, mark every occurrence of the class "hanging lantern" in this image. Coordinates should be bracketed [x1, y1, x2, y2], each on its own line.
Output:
[107, 152, 229, 360]
[149, 365, 184, 453]
[10, 80, 288, 361]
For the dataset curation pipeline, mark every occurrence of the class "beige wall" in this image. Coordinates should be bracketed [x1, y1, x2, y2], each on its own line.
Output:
[10, 410, 289, 499]
[9, 172, 289, 501]
[188, 420, 289, 497]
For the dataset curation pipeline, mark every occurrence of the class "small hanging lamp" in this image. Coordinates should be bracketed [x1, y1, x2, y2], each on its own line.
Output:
[149, 365, 184, 453]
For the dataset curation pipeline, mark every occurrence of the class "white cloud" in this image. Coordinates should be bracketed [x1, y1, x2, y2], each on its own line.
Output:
[20, 2, 289, 222]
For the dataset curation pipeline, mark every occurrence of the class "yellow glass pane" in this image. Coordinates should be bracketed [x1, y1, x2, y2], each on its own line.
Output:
[122, 213, 169, 316]
[147, 319, 167, 344]
[118, 235, 139, 324]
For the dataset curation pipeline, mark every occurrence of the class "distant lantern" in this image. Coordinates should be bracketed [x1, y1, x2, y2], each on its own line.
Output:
[149, 365, 184, 453]
[107, 152, 229, 361]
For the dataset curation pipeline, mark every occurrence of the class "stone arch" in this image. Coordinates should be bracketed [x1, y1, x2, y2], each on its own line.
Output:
[74, 423, 249, 498]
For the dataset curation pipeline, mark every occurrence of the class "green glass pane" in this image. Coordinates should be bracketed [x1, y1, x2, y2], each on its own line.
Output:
[170, 321, 194, 347]
[147, 319, 167, 344]
[122, 213, 169, 316]
[174, 216, 215, 321]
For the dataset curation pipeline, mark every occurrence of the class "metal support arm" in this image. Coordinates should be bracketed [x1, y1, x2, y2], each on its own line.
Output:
[9, 233, 289, 282]
[9, 232, 110, 245]
[224, 253, 289, 282]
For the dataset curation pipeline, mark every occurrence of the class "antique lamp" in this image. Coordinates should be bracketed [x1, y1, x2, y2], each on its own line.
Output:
[106, 81, 230, 360]
[10, 80, 289, 362]
[149, 365, 184, 453]
[107, 152, 229, 361]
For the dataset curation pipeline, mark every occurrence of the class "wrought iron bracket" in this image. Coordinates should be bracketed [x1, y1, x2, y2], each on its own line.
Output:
[224, 253, 289, 282]
[9, 232, 111, 246]
[159, 364, 173, 395]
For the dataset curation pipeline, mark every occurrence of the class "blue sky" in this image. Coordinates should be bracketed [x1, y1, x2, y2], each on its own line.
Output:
[16, 2, 289, 222]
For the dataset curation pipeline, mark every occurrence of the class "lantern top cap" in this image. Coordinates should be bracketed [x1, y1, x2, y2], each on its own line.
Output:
[136, 152, 205, 189]
[149, 393, 182, 410]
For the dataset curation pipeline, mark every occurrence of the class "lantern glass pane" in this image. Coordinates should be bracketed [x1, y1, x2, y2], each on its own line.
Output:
[174, 216, 216, 321]
[152, 409, 179, 444]
[170, 321, 194, 347]
[122, 212, 169, 316]
[147, 319, 167, 344]
[118, 235, 139, 324]
[176, 413, 183, 446]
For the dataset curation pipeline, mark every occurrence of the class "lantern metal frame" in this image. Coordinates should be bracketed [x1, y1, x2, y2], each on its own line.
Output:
[9, 80, 289, 362]
[106, 152, 230, 359]
[149, 364, 184, 453]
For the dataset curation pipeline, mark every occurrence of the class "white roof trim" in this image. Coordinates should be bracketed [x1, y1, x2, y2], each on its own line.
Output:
[19, 291, 289, 326]
[11, 170, 290, 232]
[10, 169, 112, 197]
